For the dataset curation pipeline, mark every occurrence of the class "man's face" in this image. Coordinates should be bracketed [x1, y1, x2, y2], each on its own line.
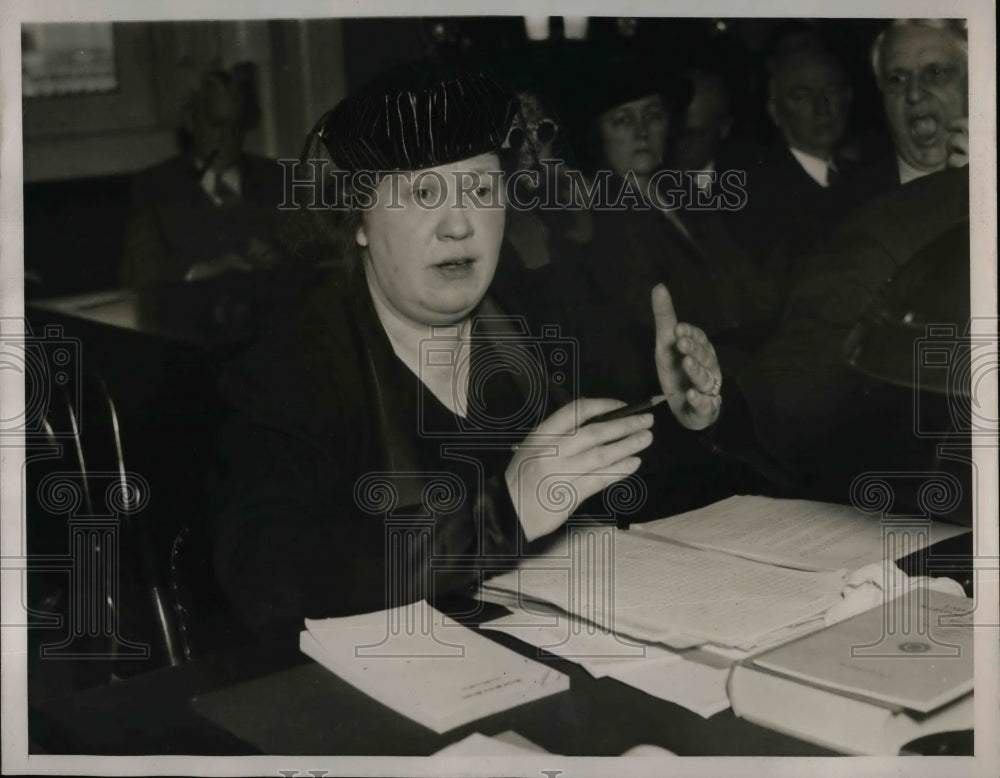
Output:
[358, 154, 506, 326]
[670, 74, 733, 171]
[598, 94, 669, 178]
[879, 26, 968, 172]
[768, 51, 852, 159]
[191, 86, 247, 171]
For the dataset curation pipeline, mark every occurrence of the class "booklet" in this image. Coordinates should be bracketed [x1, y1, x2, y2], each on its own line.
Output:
[729, 590, 974, 755]
[300, 602, 570, 734]
[747, 589, 974, 713]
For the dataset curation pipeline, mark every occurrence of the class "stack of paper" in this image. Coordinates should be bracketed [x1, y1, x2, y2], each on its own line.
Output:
[482, 496, 969, 653]
[483, 527, 846, 651]
[300, 602, 569, 734]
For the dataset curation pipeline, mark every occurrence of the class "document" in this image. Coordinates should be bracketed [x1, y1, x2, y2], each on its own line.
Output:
[629, 495, 969, 572]
[483, 527, 846, 650]
[480, 604, 730, 717]
[300, 602, 570, 734]
[480, 605, 680, 678]
[607, 657, 731, 719]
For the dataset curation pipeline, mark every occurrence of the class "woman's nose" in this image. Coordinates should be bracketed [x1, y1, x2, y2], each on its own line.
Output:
[437, 204, 474, 240]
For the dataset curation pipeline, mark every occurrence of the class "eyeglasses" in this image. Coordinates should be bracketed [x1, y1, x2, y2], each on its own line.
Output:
[503, 118, 559, 150]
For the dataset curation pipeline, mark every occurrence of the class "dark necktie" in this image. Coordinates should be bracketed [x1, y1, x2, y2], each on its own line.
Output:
[827, 164, 841, 188]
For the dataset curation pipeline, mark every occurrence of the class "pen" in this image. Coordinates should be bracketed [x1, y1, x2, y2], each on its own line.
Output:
[582, 394, 667, 426]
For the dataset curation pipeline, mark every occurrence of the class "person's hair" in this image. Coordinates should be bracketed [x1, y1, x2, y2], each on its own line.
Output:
[870, 19, 968, 85]
[765, 44, 846, 102]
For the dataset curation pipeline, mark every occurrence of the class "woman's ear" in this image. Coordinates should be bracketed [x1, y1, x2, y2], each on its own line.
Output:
[355, 224, 369, 247]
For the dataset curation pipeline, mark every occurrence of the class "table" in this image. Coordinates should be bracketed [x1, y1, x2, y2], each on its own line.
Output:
[28, 598, 838, 757]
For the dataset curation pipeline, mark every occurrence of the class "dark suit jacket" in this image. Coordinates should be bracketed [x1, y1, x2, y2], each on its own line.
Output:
[210, 266, 771, 637]
[728, 142, 898, 299]
[120, 153, 285, 287]
[743, 167, 970, 499]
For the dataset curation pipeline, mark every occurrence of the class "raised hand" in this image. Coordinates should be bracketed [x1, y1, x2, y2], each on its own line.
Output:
[506, 398, 654, 541]
[652, 283, 723, 430]
[946, 117, 969, 168]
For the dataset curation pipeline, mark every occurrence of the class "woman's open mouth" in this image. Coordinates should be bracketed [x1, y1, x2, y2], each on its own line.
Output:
[433, 257, 477, 277]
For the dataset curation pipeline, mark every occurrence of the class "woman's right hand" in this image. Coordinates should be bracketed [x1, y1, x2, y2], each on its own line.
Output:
[505, 398, 654, 542]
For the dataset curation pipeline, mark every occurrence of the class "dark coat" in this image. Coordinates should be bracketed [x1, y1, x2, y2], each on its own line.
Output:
[120, 153, 285, 287]
[743, 167, 970, 499]
[728, 142, 898, 298]
[210, 266, 770, 637]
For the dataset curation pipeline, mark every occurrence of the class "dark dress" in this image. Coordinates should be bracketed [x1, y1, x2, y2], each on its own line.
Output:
[210, 267, 771, 637]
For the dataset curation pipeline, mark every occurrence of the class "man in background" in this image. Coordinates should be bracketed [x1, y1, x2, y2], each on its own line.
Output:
[745, 19, 970, 508]
[729, 43, 869, 299]
[120, 67, 285, 287]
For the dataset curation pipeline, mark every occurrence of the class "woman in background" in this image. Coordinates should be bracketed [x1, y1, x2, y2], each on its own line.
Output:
[572, 55, 778, 352]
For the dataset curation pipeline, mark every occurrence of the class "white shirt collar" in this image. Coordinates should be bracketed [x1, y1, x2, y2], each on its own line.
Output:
[196, 160, 242, 204]
[896, 155, 941, 185]
[366, 266, 470, 417]
[788, 146, 834, 188]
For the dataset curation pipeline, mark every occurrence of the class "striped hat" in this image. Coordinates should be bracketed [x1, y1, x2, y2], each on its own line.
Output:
[316, 62, 518, 173]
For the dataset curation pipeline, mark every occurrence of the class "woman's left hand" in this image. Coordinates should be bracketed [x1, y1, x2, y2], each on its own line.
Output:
[652, 283, 723, 430]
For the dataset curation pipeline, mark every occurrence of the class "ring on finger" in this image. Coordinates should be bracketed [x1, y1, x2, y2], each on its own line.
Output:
[705, 374, 722, 397]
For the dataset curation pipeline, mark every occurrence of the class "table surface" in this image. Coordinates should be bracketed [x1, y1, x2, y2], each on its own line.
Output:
[29, 599, 838, 757]
[28, 532, 975, 758]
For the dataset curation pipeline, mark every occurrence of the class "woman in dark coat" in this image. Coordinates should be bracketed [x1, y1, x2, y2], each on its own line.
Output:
[211, 63, 733, 637]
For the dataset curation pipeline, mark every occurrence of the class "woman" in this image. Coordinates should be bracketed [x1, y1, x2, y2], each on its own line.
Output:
[211, 63, 728, 637]
[572, 56, 779, 350]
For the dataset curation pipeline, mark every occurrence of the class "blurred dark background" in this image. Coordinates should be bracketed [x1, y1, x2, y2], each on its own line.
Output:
[22, 16, 894, 298]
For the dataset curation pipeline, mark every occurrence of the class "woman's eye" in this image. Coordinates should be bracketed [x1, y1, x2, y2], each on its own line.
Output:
[475, 185, 492, 197]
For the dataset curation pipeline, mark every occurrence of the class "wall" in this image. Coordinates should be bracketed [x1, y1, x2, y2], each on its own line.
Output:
[22, 19, 348, 182]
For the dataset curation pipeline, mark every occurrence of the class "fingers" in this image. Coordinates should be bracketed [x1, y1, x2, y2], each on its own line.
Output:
[946, 118, 970, 168]
[572, 456, 643, 505]
[652, 284, 678, 348]
[682, 355, 718, 394]
[685, 387, 722, 420]
[675, 324, 719, 371]
[567, 426, 653, 473]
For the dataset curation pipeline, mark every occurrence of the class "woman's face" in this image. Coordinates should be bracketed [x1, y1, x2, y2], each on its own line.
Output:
[357, 153, 506, 326]
[598, 94, 669, 178]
